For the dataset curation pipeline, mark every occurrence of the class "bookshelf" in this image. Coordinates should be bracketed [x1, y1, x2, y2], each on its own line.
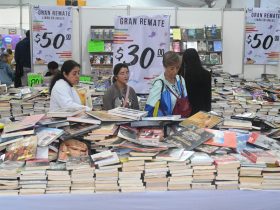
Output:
[170, 26, 223, 66]
[88, 26, 114, 92]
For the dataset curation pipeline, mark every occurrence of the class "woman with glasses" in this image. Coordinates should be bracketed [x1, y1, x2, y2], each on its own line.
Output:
[145, 51, 188, 117]
[103, 63, 139, 110]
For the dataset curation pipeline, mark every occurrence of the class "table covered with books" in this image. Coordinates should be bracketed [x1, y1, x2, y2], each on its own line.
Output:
[1, 69, 280, 208]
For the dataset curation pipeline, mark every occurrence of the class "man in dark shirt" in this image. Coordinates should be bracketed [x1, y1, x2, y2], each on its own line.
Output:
[45, 61, 59, 77]
[14, 30, 31, 87]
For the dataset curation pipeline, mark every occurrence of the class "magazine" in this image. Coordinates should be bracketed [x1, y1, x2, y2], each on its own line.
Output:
[165, 125, 214, 150]
[5, 136, 37, 161]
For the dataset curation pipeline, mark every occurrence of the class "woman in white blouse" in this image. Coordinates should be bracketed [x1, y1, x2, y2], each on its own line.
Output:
[49, 60, 90, 111]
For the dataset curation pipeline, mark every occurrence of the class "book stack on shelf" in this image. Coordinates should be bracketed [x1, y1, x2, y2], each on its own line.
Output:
[171, 25, 222, 66]
[89, 26, 114, 92]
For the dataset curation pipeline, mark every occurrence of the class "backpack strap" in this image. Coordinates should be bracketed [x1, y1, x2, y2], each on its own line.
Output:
[123, 86, 130, 107]
[152, 79, 166, 116]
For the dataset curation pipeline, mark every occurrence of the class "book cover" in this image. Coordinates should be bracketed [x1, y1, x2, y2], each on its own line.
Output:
[165, 125, 214, 151]
[181, 29, 188, 41]
[186, 41, 198, 50]
[58, 139, 88, 162]
[248, 132, 280, 151]
[172, 41, 181, 52]
[180, 111, 223, 129]
[209, 53, 221, 64]
[36, 127, 64, 147]
[61, 124, 99, 140]
[204, 129, 237, 148]
[187, 29, 196, 40]
[119, 141, 168, 153]
[5, 136, 37, 161]
[213, 40, 222, 52]
[86, 111, 133, 122]
[197, 41, 207, 52]
[47, 108, 84, 118]
[212, 155, 240, 167]
[207, 41, 214, 51]
[67, 115, 101, 125]
[195, 28, 205, 39]
[108, 107, 148, 120]
[242, 149, 277, 164]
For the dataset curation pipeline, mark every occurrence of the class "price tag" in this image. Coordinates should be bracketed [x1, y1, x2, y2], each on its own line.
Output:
[244, 8, 280, 65]
[113, 15, 170, 94]
[28, 73, 43, 87]
[80, 75, 92, 82]
[32, 6, 73, 64]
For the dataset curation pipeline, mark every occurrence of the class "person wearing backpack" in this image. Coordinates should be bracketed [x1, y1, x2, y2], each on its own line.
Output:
[145, 51, 191, 117]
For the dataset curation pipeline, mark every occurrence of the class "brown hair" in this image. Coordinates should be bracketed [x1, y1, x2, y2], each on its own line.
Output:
[162, 51, 181, 68]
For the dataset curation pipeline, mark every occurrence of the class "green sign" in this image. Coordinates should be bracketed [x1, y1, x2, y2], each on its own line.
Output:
[28, 73, 43, 87]
[80, 75, 92, 82]
[87, 40, 105, 52]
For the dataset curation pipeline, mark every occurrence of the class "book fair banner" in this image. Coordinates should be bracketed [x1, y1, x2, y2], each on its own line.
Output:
[244, 8, 280, 65]
[32, 6, 73, 64]
[114, 15, 170, 94]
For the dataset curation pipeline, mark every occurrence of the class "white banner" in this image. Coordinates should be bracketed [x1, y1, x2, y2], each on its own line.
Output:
[113, 15, 170, 94]
[244, 8, 280, 65]
[32, 6, 73, 65]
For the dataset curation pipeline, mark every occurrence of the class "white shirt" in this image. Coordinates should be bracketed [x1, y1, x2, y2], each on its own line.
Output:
[50, 79, 91, 112]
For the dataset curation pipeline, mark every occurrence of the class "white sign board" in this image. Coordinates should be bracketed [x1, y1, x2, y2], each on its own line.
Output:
[114, 15, 170, 94]
[32, 6, 73, 64]
[244, 8, 280, 65]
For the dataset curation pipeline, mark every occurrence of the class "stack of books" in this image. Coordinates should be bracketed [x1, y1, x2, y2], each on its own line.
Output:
[213, 155, 240, 190]
[95, 166, 119, 192]
[233, 154, 264, 190]
[144, 161, 168, 191]
[0, 161, 23, 195]
[19, 168, 47, 195]
[191, 153, 216, 190]
[70, 165, 95, 194]
[118, 170, 145, 192]
[168, 160, 193, 190]
[46, 170, 71, 194]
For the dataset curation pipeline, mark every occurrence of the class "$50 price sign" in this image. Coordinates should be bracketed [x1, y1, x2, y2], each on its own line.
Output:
[244, 8, 280, 65]
[113, 15, 170, 94]
[32, 6, 73, 65]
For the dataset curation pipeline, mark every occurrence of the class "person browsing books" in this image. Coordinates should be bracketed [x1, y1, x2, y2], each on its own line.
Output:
[45, 61, 59, 77]
[145, 51, 188, 117]
[179, 48, 211, 115]
[49, 60, 91, 111]
[0, 53, 14, 86]
[103, 63, 139, 110]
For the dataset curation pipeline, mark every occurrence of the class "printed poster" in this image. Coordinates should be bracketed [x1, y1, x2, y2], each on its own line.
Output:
[114, 15, 170, 94]
[32, 5, 73, 64]
[244, 8, 280, 65]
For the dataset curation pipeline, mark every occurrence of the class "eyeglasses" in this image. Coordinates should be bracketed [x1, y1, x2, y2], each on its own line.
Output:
[118, 72, 130, 76]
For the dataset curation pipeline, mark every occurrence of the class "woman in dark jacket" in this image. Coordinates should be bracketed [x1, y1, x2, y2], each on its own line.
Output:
[179, 48, 212, 115]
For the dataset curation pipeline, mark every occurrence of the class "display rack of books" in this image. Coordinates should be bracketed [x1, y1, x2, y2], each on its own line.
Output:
[88, 26, 114, 92]
[171, 25, 222, 66]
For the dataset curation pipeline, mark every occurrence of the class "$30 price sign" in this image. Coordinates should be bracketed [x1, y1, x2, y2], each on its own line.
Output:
[32, 6, 73, 64]
[113, 15, 170, 94]
[244, 8, 280, 65]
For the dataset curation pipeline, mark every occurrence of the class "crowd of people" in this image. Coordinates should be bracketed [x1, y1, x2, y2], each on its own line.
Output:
[0, 29, 212, 117]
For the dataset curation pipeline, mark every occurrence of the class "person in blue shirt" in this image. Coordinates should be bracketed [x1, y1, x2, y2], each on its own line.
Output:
[0, 53, 14, 86]
[145, 51, 187, 117]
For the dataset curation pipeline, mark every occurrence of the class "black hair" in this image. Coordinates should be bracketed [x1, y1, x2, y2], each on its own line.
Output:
[25, 30, 30, 38]
[49, 60, 80, 94]
[6, 49, 13, 55]
[47, 61, 59, 70]
[179, 48, 203, 77]
[162, 51, 180, 68]
[112, 63, 129, 83]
